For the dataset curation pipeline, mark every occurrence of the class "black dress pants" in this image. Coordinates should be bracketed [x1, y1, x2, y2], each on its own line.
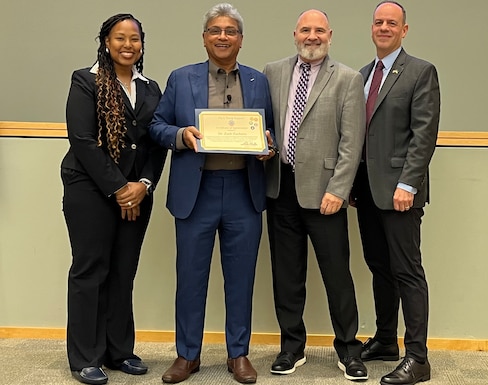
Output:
[266, 163, 362, 359]
[354, 163, 429, 361]
[62, 173, 151, 370]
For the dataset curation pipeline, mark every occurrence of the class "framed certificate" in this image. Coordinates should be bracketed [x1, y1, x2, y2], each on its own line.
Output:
[195, 109, 269, 155]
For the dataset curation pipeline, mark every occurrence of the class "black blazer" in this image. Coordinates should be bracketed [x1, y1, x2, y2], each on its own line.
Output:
[61, 67, 167, 196]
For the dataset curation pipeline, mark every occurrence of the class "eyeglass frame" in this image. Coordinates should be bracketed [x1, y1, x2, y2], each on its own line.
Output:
[205, 27, 241, 37]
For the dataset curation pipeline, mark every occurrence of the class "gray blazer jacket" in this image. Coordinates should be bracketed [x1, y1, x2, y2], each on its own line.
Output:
[264, 55, 365, 209]
[358, 49, 440, 210]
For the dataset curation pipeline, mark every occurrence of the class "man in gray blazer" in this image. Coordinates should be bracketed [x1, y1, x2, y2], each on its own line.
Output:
[351, 2, 440, 385]
[264, 9, 367, 381]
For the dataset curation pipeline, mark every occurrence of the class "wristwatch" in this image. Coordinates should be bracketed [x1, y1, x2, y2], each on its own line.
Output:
[139, 178, 154, 195]
[268, 146, 279, 155]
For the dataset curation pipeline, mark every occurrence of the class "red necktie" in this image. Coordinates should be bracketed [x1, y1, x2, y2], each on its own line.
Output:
[366, 60, 384, 125]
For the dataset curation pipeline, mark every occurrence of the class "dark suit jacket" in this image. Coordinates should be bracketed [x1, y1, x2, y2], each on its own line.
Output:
[149, 61, 274, 219]
[359, 49, 440, 210]
[61, 68, 167, 196]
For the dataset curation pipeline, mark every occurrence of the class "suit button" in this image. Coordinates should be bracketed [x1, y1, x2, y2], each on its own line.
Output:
[131, 144, 137, 150]
[132, 120, 137, 126]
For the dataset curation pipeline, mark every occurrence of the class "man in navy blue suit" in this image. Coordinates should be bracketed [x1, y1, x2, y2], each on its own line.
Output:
[149, 3, 274, 384]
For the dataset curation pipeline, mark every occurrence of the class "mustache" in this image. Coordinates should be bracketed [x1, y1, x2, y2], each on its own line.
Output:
[295, 41, 330, 60]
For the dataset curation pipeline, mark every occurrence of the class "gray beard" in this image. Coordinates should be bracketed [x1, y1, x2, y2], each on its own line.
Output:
[296, 42, 329, 61]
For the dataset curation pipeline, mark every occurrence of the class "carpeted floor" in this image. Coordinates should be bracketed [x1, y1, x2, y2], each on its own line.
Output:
[1, 339, 487, 384]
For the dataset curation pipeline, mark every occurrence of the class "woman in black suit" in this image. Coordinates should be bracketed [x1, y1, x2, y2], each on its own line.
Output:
[61, 14, 166, 385]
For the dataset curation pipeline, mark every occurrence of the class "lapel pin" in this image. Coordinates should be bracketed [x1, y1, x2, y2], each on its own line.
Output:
[392, 69, 399, 74]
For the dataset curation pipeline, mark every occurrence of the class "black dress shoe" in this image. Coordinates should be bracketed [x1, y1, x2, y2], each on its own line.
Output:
[380, 357, 430, 385]
[338, 357, 368, 381]
[106, 358, 148, 375]
[71, 367, 108, 385]
[361, 337, 400, 362]
[270, 351, 306, 375]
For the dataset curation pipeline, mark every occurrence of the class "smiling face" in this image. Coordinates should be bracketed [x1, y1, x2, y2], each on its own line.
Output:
[203, 16, 243, 71]
[294, 10, 332, 63]
[105, 19, 142, 72]
[372, 2, 408, 58]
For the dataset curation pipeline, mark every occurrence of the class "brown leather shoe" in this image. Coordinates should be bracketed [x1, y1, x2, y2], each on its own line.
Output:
[227, 356, 257, 384]
[162, 356, 200, 383]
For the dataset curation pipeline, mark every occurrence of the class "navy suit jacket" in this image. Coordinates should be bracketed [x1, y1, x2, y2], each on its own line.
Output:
[149, 61, 274, 219]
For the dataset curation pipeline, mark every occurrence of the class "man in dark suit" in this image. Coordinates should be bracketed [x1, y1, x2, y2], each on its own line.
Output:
[351, 2, 440, 384]
[264, 9, 367, 382]
[149, 3, 274, 384]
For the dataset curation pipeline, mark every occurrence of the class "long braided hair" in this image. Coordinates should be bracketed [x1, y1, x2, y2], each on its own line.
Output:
[95, 14, 145, 163]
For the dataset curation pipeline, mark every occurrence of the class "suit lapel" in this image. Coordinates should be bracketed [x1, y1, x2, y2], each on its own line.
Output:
[134, 78, 146, 116]
[375, 51, 406, 107]
[122, 87, 137, 142]
[240, 65, 256, 108]
[276, 56, 334, 139]
[302, 57, 334, 120]
[190, 62, 209, 108]
[373, 49, 407, 117]
[279, 56, 296, 136]
[361, 62, 375, 85]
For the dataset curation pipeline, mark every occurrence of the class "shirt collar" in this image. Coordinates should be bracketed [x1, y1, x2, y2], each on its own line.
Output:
[375, 47, 402, 71]
[208, 60, 239, 76]
[297, 55, 325, 70]
[89, 62, 149, 83]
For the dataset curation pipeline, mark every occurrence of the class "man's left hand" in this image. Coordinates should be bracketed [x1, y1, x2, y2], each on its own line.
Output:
[393, 187, 414, 212]
[320, 192, 344, 215]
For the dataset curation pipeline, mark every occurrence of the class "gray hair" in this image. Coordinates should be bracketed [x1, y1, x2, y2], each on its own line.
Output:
[203, 3, 244, 34]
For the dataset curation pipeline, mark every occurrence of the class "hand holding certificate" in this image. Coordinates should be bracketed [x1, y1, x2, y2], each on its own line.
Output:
[195, 109, 269, 155]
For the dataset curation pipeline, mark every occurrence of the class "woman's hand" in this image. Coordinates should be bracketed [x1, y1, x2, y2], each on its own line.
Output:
[121, 205, 141, 221]
[115, 182, 147, 220]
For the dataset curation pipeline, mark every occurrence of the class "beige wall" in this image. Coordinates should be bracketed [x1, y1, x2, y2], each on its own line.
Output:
[2, 139, 488, 339]
[1, 0, 488, 341]
[2, 0, 487, 133]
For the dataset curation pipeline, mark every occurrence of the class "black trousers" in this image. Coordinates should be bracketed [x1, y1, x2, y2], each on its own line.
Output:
[266, 164, 362, 359]
[62, 172, 152, 370]
[354, 163, 429, 361]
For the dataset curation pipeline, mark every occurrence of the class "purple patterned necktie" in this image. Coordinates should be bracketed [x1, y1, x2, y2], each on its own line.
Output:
[287, 62, 311, 169]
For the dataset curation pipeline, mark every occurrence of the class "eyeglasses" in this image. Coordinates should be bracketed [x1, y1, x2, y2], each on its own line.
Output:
[205, 27, 241, 37]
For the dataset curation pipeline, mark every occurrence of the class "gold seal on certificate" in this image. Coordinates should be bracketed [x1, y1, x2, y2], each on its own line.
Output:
[195, 109, 268, 155]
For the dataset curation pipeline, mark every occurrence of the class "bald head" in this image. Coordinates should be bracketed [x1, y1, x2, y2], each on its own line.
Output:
[294, 9, 333, 63]
[372, 1, 408, 58]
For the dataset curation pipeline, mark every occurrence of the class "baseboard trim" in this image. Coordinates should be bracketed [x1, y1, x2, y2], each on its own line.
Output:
[1, 327, 487, 351]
